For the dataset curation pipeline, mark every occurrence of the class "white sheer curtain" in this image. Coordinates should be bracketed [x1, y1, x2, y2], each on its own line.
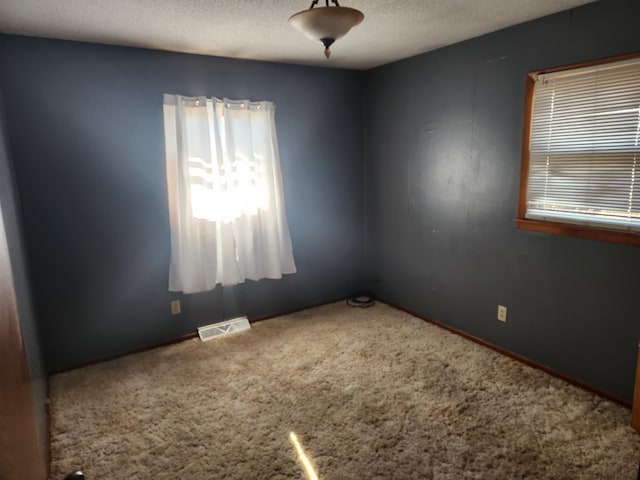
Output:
[163, 94, 296, 293]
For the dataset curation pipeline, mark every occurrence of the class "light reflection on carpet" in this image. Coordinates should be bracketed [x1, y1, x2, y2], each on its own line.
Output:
[289, 431, 319, 480]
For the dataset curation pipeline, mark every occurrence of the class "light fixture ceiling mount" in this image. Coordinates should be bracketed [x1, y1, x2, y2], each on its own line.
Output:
[288, 0, 364, 59]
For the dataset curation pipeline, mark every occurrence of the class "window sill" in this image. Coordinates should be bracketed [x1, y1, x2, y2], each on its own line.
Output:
[514, 218, 640, 246]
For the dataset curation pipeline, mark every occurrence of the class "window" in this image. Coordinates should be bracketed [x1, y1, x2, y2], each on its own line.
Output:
[516, 53, 640, 245]
[163, 95, 296, 293]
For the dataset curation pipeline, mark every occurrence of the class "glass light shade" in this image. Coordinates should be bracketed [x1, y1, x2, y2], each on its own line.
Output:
[289, 6, 364, 52]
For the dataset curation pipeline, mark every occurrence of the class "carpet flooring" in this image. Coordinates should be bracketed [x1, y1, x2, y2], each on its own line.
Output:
[50, 302, 640, 479]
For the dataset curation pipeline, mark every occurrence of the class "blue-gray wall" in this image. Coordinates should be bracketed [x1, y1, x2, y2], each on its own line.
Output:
[364, 0, 640, 401]
[0, 36, 364, 372]
[0, 91, 47, 459]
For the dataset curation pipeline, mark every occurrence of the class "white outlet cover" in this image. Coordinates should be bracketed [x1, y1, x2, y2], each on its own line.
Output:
[497, 305, 507, 322]
[171, 300, 181, 315]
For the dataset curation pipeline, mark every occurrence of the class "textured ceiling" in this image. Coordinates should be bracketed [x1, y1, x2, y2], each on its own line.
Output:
[0, 0, 595, 70]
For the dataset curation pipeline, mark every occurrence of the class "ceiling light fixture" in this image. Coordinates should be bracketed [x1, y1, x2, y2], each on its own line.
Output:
[288, 0, 364, 59]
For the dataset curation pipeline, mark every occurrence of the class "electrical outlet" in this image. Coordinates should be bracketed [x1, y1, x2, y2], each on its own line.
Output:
[497, 305, 507, 322]
[171, 300, 181, 315]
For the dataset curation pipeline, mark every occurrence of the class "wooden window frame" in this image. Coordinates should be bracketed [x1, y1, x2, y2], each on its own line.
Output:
[516, 52, 640, 246]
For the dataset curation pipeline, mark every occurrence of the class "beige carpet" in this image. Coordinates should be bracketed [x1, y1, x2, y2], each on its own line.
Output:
[50, 302, 640, 479]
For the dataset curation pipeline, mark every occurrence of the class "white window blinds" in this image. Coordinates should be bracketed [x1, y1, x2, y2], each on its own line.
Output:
[526, 57, 640, 232]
